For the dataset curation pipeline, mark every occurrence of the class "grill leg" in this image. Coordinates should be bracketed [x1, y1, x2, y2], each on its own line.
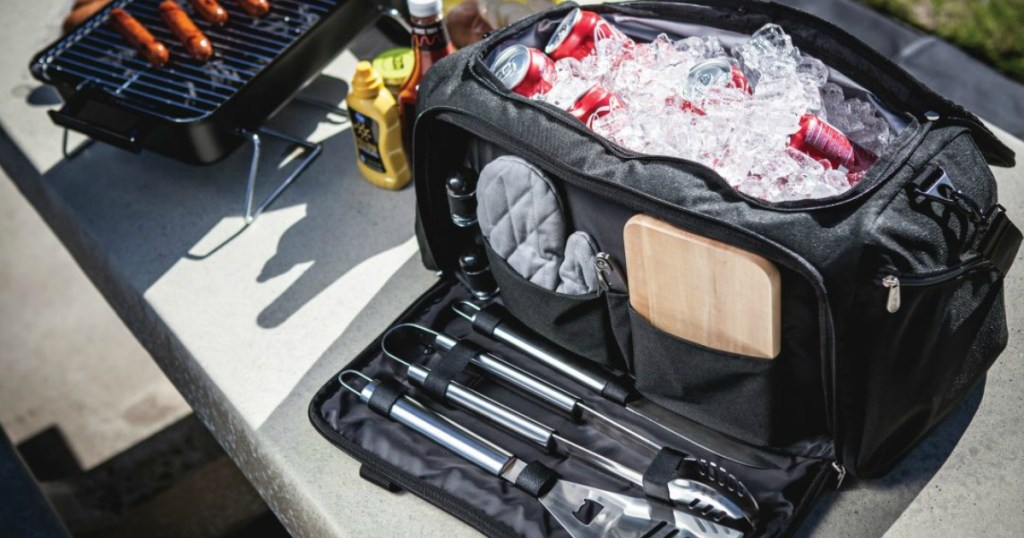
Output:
[61, 128, 96, 160]
[292, 95, 349, 120]
[240, 128, 323, 224]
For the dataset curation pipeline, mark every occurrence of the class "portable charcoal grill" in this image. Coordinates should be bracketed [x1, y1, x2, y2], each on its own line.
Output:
[30, 0, 388, 222]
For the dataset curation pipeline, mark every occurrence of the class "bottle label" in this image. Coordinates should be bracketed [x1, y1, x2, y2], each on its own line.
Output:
[351, 110, 386, 173]
[412, 20, 449, 52]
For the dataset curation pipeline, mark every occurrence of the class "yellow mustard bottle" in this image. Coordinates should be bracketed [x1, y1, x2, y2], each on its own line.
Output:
[347, 61, 411, 190]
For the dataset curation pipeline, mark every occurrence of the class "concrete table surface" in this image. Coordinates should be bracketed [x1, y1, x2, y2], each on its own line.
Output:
[1, 1, 1021, 536]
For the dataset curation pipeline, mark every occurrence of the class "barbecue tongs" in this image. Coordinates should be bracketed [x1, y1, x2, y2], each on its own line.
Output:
[382, 324, 758, 530]
[340, 370, 740, 538]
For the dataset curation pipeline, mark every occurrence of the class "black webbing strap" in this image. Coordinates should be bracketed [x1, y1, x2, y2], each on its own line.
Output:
[367, 378, 407, 418]
[642, 447, 687, 502]
[473, 304, 504, 336]
[600, 374, 638, 405]
[422, 341, 481, 400]
[359, 464, 403, 493]
[977, 205, 1022, 276]
[515, 461, 558, 498]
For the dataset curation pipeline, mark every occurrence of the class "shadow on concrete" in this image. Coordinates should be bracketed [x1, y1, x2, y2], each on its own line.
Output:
[253, 76, 417, 329]
[795, 379, 985, 537]
[2, 67, 414, 331]
[253, 254, 439, 530]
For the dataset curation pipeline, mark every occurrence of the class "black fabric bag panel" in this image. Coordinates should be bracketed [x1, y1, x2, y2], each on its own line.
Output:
[831, 128, 1011, 476]
[606, 291, 634, 370]
[836, 266, 1006, 477]
[482, 239, 623, 370]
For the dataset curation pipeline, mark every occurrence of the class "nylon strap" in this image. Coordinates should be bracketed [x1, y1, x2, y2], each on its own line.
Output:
[473, 305, 504, 336]
[422, 341, 480, 400]
[515, 461, 557, 498]
[367, 378, 407, 418]
[977, 205, 1021, 276]
[642, 447, 687, 502]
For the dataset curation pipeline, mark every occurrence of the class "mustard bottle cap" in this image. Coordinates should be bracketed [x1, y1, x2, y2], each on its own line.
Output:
[351, 61, 383, 98]
[372, 48, 414, 89]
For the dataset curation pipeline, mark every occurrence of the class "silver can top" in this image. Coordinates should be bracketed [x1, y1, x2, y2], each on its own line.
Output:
[544, 7, 582, 56]
[686, 58, 732, 100]
[490, 45, 532, 91]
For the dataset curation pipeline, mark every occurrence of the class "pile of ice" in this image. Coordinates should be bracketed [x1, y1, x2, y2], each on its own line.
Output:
[539, 24, 894, 202]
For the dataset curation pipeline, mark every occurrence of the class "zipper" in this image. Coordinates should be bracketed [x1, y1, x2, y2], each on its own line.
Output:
[881, 275, 900, 313]
[874, 257, 992, 314]
[415, 105, 842, 465]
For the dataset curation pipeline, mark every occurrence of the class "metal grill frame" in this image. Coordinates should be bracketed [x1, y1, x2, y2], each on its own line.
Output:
[30, 0, 378, 164]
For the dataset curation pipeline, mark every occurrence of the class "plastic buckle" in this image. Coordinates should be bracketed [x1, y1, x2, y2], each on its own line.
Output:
[915, 167, 984, 223]
[975, 205, 1022, 276]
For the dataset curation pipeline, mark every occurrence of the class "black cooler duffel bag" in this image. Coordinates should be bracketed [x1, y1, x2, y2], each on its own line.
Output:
[310, 1, 1021, 536]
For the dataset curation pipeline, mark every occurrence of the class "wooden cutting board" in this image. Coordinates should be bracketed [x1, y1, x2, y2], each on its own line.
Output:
[624, 214, 781, 359]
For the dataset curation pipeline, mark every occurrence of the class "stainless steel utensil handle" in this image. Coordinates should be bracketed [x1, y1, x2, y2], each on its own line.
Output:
[358, 381, 512, 476]
[492, 323, 612, 395]
[405, 364, 555, 448]
[453, 303, 633, 404]
[433, 333, 581, 416]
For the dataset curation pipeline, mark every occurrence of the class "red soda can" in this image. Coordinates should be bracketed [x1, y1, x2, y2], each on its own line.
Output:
[686, 59, 752, 99]
[489, 45, 556, 98]
[729, 64, 751, 93]
[545, 8, 627, 61]
[567, 85, 622, 128]
[789, 114, 877, 174]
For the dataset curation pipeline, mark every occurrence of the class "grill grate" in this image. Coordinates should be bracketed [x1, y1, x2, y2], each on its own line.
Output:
[33, 0, 340, 121]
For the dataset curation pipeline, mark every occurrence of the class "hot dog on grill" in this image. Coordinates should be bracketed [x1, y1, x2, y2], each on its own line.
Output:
[189, 0, 228, 26]
[159, 0, 214, 62]
[110, 8, 170, 67]
[64, 0, 112, 34]
[237, 0, 270, 18]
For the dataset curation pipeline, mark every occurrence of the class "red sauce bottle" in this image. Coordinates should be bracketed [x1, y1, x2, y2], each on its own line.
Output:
[398, 0, 455, 158]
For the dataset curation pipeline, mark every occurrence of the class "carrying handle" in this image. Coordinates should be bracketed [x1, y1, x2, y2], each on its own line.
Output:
[48, 86, 141, 153]
[49, 108, 141, 153]
[339, 371, 513, 477]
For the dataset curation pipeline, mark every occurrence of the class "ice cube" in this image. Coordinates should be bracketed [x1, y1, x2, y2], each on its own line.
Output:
[552, 22, 894, 202]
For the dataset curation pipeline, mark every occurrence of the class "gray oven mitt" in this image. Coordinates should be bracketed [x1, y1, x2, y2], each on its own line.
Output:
[557, 231, 601, 294]
[477, 155, 567, 290]
[477, 155, 600, 294]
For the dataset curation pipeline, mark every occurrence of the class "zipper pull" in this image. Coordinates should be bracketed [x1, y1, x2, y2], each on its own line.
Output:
[832, 462, 847, 490]
[882, 275, 901, 313]
[595, 252, 628, 293]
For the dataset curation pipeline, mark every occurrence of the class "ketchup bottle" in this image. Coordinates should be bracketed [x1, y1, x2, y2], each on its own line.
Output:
[398, 0, 455, 158]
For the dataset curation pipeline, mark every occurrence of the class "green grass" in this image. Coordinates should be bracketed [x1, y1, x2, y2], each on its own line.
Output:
[858, 0, 1024, 82]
